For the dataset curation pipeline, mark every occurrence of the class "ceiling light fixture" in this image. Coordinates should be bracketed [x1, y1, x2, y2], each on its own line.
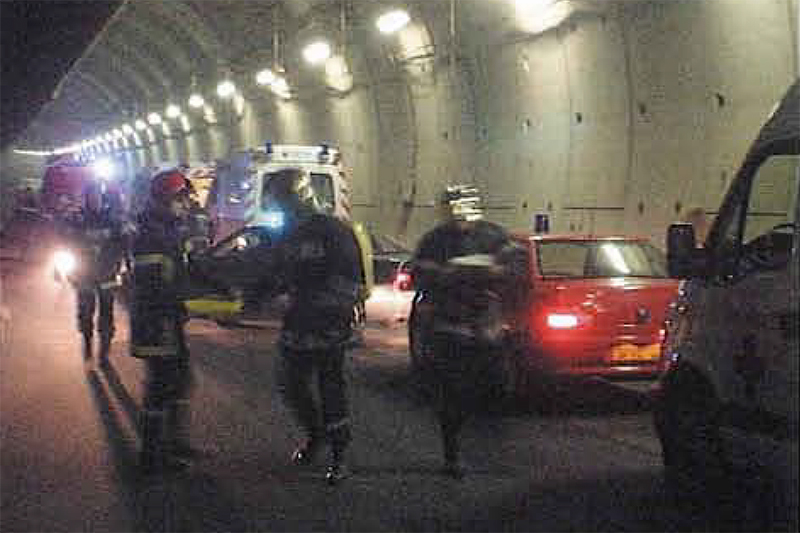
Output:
[271, 76, 291, 98]
[166, 104, 182, 118]
[256, 68, 276, 86]
[188, 93, 205, 108]
[217, 79, 236, 99]
[376, 9, 411, 34]
[303, 40, 332, 65]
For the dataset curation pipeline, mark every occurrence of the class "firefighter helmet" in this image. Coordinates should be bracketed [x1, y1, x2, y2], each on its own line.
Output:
[150, 168, 190, 202]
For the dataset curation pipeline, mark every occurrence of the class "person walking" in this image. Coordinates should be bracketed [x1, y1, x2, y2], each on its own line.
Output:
[263, 168, 364, 485]
[129, 168, 196, 474]
[61, 181, 125, 366]
[411, 185, 523, 478]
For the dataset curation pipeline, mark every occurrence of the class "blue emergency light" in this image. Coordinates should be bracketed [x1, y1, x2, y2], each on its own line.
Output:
[260, 210, 285, 230]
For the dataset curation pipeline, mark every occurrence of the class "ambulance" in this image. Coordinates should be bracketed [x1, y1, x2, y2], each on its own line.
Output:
[195, 143, 373, 320]
[209, 143, 351, 242]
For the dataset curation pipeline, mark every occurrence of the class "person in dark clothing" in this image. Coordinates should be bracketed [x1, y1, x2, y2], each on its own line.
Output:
[129, 169, 195, 474]
[412, 185, 523, 478]
[265, 168, 363, 485]
[61, 182, 125, 365]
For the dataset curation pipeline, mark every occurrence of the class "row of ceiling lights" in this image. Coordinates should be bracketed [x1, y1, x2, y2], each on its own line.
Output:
[20, 2, 567, 158]
[39, 9, 413, 158]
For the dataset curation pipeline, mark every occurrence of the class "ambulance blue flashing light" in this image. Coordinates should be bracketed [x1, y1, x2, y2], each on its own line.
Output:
[260, 210, 285, 230]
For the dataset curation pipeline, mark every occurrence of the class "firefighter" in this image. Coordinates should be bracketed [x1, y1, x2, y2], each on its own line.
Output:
[266, 168, 363, 485]
[411, 185, 523, 478]
[62, 181, 125, 366]
[129, 168, 195, 474]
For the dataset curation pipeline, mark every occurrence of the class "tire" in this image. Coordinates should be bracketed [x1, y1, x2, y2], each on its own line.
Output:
[654, 367, 727, 498]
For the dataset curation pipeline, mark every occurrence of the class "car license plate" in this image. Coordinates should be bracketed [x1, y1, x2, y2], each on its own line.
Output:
[609, 343, 660, 363]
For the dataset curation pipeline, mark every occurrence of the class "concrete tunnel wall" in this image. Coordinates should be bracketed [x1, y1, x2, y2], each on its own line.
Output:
[3, 0, 798, 248]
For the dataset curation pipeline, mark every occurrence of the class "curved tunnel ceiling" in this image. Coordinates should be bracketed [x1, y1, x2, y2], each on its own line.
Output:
[10, 0, 799, 244]
[22, 0, 513, 147]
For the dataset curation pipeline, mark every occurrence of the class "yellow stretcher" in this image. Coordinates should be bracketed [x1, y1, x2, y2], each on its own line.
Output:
[184, 296, 244, 318]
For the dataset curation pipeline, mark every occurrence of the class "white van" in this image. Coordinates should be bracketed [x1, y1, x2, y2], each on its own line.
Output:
[655, 80, 798, 526]
[209, 144, 350, 242]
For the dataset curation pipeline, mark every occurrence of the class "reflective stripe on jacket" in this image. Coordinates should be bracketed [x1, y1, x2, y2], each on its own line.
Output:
[129, 211, 188, 359]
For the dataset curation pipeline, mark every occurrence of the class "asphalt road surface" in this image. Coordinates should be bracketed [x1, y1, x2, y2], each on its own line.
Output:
[0, 256, 785, 532]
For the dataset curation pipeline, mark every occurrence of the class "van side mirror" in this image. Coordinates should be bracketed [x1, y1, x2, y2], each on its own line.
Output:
[667, 223, 706, 278]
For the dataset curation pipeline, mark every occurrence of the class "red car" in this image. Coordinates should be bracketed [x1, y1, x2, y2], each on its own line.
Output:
[408, 234, 680, 395]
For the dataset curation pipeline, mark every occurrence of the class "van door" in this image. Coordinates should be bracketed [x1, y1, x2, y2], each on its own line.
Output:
[705, 151, 798, 455]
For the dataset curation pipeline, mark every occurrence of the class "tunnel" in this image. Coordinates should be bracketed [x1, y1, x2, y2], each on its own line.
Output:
[1, 0, 798, 246]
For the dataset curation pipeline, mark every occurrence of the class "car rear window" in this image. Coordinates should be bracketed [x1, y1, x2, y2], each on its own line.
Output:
[536, 241, 668, 278]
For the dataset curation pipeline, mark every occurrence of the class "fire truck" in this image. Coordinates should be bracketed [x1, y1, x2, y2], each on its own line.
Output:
[40, 156, 97, 218]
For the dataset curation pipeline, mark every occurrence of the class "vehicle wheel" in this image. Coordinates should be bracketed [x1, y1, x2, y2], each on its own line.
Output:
[655, 367, 726, 498]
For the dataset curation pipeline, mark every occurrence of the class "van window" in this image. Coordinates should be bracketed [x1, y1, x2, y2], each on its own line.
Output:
[714, 153, 798, 269]
[742, 155, 798, 244]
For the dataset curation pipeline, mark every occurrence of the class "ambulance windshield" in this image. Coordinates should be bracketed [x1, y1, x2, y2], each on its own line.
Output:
[261, 171, 335, 215]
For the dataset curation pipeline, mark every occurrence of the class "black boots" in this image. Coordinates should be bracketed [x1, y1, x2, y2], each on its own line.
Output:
[325, 447, 349, 485]
[291, 437, 322, 466]
[140, 407, 193, 476]
[324, 423, 351, 485]
[290, 437, 349, 484]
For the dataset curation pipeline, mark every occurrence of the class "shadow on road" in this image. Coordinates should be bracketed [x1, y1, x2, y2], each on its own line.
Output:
[86, 363, 251, 532]
[99, 362, 142, 431]
[352, 353, 652, 421]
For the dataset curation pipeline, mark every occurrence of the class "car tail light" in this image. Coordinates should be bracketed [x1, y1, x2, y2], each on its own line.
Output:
[546, 313, 579, 329]
[393, 271, 413, 291]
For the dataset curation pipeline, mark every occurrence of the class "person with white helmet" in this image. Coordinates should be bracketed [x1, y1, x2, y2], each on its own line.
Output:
[412, 185, 525, 478]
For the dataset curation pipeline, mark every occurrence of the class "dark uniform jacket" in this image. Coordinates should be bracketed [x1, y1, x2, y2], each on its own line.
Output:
[277, 214, 363, 351]
[413, 219, 523, 343]
[62, 208, 124, 287]
[129, 209, 189, 358]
